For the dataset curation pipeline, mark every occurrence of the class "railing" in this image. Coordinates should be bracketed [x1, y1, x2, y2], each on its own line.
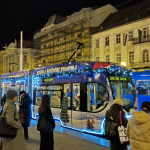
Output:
[133, 35, 150, 44]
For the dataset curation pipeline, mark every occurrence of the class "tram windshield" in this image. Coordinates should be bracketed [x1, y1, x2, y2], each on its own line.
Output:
[109, 76, 135, 111]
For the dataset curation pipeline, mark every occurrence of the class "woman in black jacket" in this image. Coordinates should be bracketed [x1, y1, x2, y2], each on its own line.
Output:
[105, 98, 128, 150]
[38, 95, 55, 150]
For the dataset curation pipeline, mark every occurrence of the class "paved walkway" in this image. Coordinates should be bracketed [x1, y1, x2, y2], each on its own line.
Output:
[27, 125, 109, 150]
[1, 120, 130, 150]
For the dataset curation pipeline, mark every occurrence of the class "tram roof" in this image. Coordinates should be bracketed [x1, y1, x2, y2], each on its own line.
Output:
[1, 61, 131, 78]
[33, 61, 130, 75]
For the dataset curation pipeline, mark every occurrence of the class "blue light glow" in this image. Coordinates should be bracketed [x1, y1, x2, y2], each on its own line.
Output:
[126, 114, 132, 119]
[53, 117, 105, 135]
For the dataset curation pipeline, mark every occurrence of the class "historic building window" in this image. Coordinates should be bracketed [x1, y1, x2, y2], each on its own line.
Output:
[142, 49, 149, 62]
[105, 37, 109, 46]
[116, 53, 121, 63]
[143, 27, 149, 39]
[95, 39, 99, 48]
[23, 55, 27, 62]
[106, 55, 110, 62]
[116, 34, 121, 44]
[129, 51, 134, 63]
[96, 56, 100, 61]
[128, 31, 133, 41]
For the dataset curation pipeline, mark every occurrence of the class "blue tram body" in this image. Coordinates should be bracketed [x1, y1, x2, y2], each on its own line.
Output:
[1, 61, 138, 136]
[132, 71, 150, 111]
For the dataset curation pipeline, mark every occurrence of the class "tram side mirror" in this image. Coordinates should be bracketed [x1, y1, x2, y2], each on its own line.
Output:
[122, 82, 128, 89]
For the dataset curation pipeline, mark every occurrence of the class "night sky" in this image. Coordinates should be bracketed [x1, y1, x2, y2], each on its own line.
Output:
[0, 0, 142, 49]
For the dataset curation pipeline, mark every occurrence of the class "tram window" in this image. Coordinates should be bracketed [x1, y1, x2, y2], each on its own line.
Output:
[110, 78, 135, 111]
[110, 82, 116, 99]
[34, 85, 62, 106]
[87, 83, 108, 112]
[73, 83, 80, 111]
[50, 92, 60, 108]
[64, 84, 71, 110]
[136, 80, 150, 95]
[36, 91, 43, 105]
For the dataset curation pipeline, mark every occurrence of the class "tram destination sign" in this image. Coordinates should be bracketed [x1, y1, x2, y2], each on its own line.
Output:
[109, 76, 128, 81]
[43, 78, 53, 83]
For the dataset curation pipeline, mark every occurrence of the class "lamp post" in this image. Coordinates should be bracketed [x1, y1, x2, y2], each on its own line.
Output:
[20, 31, 23, 71]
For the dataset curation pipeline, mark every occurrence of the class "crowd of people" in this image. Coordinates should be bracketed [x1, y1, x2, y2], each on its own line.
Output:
[0, 89, 150, 150]
[0, 90, 55, 150]
[105, 98, 150, 150]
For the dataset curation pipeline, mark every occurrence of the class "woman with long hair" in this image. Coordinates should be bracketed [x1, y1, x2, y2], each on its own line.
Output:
[38, 95, 55, 150]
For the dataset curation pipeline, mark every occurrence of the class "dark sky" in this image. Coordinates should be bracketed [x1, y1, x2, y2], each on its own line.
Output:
[0, 0, 142, 49]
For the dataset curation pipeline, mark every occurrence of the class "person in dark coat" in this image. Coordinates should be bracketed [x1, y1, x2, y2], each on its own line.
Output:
[0, 94, 6, 114]
[18, 91, 32, 140]
[105, 98, 128, 150]
[1, 94, 6, 107]
[38, 95, 55, 150]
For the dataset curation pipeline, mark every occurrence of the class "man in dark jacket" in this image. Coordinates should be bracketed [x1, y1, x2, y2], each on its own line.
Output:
[1, 94, 6, 107]
[18, 91, 32, 139]
[0, 94, 6, 114]
[105, 98, 128, 150]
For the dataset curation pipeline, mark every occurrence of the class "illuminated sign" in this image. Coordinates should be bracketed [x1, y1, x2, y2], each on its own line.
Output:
[43, 78, 53, 83]
[109, 76, 127, 81]
[37, 65, 78, 75]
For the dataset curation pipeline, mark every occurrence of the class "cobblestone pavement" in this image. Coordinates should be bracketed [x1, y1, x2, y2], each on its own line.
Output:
[26, 125, 109, 150]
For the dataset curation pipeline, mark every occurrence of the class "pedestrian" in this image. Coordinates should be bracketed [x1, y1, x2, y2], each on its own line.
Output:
[1, 90, 26, 150]
[105, 98, 128, 150]
[18, 91, 32, 140]
[127, 101, 150, 150]
[0, 94, 6, 115]
[1, 94, 6, 108]
[50, 93, 60, 107]
[38, 95, 55, 150]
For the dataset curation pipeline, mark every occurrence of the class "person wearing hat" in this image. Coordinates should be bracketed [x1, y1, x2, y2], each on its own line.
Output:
[18, 91, 32, 140]
[105, 98, 128, 150]
[1, 90, 26, 150]
[127, 101, 150, 150]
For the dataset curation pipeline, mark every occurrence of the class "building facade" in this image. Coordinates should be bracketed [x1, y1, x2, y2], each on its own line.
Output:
[2, 40, 35, 74]
[91, 0, 150, 71]
[0, 51, 3, 75]
[33, 5, 117, 67]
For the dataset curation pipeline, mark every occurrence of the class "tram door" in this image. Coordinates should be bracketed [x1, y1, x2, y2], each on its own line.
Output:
[15, 81, 26, 102]
[87, 83, 96, 112]
[63, 83, 81, 128]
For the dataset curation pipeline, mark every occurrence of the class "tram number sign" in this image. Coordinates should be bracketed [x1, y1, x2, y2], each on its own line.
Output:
[109, 76, 127, 81]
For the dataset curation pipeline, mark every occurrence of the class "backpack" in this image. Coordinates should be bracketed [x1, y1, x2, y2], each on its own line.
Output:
[105, 110, 118, 140]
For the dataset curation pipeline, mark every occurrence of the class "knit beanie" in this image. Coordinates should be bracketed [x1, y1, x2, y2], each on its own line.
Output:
[113, 98, 123, 106]
[6, 90, 18, 99]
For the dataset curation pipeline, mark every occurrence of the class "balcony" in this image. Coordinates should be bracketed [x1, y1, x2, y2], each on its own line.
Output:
[129, 61, 150, 70]
[133, 35, 150, 44]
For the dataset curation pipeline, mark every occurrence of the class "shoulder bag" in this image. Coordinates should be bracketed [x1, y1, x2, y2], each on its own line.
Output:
[37, 111, 53, 133]
[0, 105, 17, 138]
[118, 110, 129, 144]
[105, 110, 118, 139]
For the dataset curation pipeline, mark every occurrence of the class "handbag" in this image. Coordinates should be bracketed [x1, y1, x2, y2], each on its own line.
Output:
[105, 110, 118, 139]
[0, 105, 17, 138]
[37, 112, 53, 133]
[118, 110, 129, 144]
